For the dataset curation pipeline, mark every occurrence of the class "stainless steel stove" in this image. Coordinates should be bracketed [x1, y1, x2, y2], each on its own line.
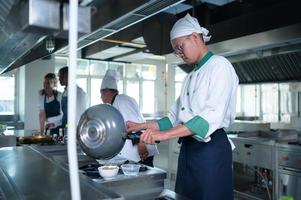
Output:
[32, 145, 188, 200]
[276, 143, 301, 200]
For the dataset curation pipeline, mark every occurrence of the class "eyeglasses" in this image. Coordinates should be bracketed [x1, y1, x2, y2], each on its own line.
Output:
[173, 35, 191, 57]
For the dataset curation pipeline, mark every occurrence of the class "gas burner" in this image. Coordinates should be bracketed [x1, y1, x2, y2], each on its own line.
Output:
[79, 163, 102, 178]
[79, 163, 100, 170]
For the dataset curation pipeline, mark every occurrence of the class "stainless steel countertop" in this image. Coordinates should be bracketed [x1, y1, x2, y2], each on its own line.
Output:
[0, 146, 122, 200]
[276, 142, 301, 151]
[228, 134, 276, 146]
[228, 134, 301, 149]
[92, 166, 166, 184]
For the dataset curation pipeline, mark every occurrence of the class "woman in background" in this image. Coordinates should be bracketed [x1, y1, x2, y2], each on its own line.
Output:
[38, 73, 62, 135]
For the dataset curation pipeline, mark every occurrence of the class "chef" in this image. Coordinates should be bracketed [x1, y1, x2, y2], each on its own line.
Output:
[58, 66, 88, 129]
[127, 13, 239, 199]
[100, 69, 158, 167]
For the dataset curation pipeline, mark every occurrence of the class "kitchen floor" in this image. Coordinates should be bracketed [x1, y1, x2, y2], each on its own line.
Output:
[153, 141, 171, 189]
[154, 142, 169, 170]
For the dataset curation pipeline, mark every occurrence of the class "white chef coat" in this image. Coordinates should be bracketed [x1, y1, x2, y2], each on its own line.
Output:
[62, 85, 88, 123]
[165, 52, 238, 143]
[112, 94, 159, 162]
[38, 90, 63, 128]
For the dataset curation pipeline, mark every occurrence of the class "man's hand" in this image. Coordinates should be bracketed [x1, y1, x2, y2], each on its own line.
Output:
[126, 121, 144, 132]
[45, 123, 55, 129]
[140, 129, 167, 144]
[126, 121, 159, 132]
[138, 143, 149, 161]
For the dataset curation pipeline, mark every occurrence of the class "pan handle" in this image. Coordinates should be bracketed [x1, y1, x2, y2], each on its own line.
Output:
[44, 127, 49, 135]
[127, 131, 160, 144]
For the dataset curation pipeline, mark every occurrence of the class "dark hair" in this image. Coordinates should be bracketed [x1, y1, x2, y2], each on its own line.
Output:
[198, 33, 204, 42]
[40, 73, 58, 95]
[100, 88, 119, 94]
[59, 66, 68, 75]
[44, 73, 56, 81]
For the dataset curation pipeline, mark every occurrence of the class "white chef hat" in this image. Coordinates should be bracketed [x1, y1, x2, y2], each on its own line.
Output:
[101, 69, 120, 90]
[170, 13, 211, 43]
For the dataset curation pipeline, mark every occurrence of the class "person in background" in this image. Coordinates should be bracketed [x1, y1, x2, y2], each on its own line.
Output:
[127, 13, 238, 200]
[100, 69, 158, 167]
[38, 73, 62, 135]
[58, 66, 88, 128]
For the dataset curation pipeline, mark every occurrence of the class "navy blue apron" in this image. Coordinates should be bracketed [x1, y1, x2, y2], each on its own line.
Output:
[61, 91, 68, 129]
[175, 129, 233, 200]
[44, 91, 60, 135]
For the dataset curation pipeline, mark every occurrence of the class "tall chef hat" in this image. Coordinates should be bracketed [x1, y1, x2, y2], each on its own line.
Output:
[101, 69, 120, 90]
[170, 13, 211, 42]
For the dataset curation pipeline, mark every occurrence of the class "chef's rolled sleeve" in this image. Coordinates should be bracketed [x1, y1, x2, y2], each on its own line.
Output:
[157, 117, 173, 131]
[184, 116, 209, 141]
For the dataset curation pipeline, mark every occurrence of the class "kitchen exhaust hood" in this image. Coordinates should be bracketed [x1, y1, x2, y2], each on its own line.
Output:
[232, 50, 301, 84]
[58, 0, 186, 54]
[177, 23, 301, 84]
[175, 0, 301, 84]
[0, 0, 60, 74]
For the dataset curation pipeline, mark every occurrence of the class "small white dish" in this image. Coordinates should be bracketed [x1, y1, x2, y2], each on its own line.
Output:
[98, 165, 119, 179]
[120, 164, 140, 176]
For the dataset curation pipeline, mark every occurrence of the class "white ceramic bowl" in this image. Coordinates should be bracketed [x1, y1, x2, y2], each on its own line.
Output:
[120, 164, 140, 176]
[98, 165, 119, 179]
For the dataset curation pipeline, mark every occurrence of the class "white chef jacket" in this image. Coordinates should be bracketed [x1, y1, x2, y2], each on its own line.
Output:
[158, 52, 238, 143]
[112, 94, 159, 161]
[62, 85, 88, 124]
[38, 90, 63, 128]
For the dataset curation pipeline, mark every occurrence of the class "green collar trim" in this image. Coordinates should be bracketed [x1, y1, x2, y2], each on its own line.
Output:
[194, 51, 213, 71]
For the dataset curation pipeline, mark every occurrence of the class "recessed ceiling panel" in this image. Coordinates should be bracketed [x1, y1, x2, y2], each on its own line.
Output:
[88, 46, 135, 60]
[114, 52, 165, 62]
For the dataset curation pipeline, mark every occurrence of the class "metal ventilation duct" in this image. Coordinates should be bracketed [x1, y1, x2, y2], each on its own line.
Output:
[0, 0, 61, 74]
[200, 0, 234, 6]
[0, 0, 17, 29]
[58, 0, 186, 54]
[0, 0, 92, 74]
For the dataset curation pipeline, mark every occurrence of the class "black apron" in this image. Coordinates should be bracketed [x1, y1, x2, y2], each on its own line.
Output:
[175, 129, 233, 200]
[61, 91, 67, 129]
[44, 92, 60, 135]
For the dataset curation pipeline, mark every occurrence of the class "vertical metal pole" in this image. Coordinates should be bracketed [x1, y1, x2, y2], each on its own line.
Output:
[278, 84, 281, 122]
[68, 0, 81, 199]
